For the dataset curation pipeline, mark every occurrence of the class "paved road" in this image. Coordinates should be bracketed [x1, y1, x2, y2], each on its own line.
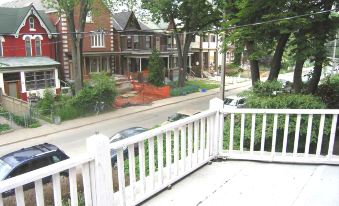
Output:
[0, 86, 248, 157]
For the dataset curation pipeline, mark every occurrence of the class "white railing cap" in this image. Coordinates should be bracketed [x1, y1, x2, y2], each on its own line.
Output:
[0, 155, 93, 193]
[221, 108, 339, 115]
[110, 109, 217, 150]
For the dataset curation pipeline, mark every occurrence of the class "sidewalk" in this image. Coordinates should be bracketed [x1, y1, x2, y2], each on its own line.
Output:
[0, 80, 251, 146]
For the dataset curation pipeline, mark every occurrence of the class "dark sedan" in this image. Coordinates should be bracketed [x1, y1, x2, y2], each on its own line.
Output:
[109, 127, 148, 167]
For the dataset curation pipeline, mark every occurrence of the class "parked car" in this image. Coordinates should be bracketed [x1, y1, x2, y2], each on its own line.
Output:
[224, 96, 246, 109]
[110, 127, 148, 166]
[162, 109, 201, 125]
[0, 143, 69, 196]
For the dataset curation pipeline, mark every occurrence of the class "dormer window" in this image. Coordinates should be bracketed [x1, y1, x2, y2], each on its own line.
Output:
[86, 11, 93, 23]
[29, 17, 35, 30]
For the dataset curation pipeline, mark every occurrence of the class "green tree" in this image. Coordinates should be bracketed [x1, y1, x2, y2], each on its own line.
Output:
[148, 50, 165, 87]
[142, 0, 221, 87]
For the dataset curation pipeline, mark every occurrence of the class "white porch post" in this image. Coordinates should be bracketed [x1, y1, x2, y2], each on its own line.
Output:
[0, 73, 4, 94]
[188, 55, 192, 69]
[20, 71, 26, 93]
[87, 134, 114, 206]
[167, 56, 170, 69]
[55, 68, 60, 89]
[209, 98, 224, 157]
[139, 58, 142, 72]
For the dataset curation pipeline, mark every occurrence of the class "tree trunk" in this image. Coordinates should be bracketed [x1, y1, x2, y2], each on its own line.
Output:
[293, 58, 305, 93]
[200, 36, 203, 77]
[268, 33, 290, 80]
[245, 41, 260, 86]
[179, 33, 193, 87]
[308, 57, 323, 94]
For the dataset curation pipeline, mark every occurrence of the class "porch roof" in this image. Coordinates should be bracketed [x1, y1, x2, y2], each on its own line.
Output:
[0, 57, 59, 70]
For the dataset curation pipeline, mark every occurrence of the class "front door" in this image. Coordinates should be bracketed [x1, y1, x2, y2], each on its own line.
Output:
[5, 81, 20, 98]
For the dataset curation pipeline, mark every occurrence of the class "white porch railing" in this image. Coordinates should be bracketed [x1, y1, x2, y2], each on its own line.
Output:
[0, 98, 338, 206]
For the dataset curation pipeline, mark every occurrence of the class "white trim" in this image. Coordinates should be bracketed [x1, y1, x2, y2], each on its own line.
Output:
[20, 72, 26, 93]
[15, 6, 53, 39]
[0, 73, 4, 94]
[0, 36, 4, 57]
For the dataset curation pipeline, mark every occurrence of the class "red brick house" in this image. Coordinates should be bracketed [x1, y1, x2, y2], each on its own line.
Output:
[0, 4, 60, 101]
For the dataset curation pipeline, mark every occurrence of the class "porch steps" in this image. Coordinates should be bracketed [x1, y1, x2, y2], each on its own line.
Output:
[114, 75, 133, 94]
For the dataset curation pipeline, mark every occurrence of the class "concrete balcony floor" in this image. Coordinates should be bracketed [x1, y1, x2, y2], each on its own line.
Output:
[142, 160, 339, 206]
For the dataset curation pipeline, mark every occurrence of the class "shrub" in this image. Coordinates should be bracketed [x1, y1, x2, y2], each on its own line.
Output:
[37, 88, 55, 115]
[316, 74, 339, 108]
[251, 80, 283, 96]
[71, 73, 117, 113]
[186, 80, 219, 90]
[0, 124, 10, 132]
[148, 49, 165, 87]
[224, 92, 329, 154]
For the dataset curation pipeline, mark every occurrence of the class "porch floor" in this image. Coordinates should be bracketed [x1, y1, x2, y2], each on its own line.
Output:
[141, 160, 339, 206]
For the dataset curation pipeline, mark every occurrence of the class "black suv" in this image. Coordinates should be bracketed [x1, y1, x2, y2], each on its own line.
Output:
[0, 143, 69, 196]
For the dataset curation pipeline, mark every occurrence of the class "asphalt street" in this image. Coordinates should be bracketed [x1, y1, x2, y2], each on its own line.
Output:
[0, 86, 248, 157]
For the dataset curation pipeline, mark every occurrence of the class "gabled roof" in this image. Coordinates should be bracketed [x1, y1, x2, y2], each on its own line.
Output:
[0, 0, 57, 13]
[113, 11, 151, 32]
[0, 4, 56, 35]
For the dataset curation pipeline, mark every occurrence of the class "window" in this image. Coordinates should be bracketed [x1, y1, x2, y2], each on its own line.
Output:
[191, 36, 196, 42]
[86, 11, 93, 23]
[203, 35, 209, 42]
[25, 70, 55, 91]
[127, 35, 132, 49]
[167, 36, 172, 48]
[25, 36, 31, 56]
[29, 17, 35, 30]
[210, 35, 216, 42]
[133, 35, 140, 49]
[90, 31, 105, 48]
[0, 37, 3, 57]
[35, 37, 41, 56]
[145, 36, 152, 49]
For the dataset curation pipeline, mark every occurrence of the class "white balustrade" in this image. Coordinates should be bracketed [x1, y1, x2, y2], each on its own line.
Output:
[1, 98, 337, 206]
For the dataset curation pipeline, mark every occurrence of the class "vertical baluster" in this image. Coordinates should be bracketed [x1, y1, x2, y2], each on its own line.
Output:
[180, 126, 186, 172]
[240, 113, 245, 152]
[69, 167, 78, 206]
[219, 113, 225, 154]
[229, 113, 234, 152]
[260, 114, 267, 156]
[316, 114, 325, 158]
[138, 141, 146, 194]
[34, 179, 44, 206]
[128, 145, 136, 201]
[0, 195, 3, 206]
[15, 186, 25, 206]
[206, 117, 211, 156]
[174, 129, 179, 176]
[117, 149, 126, 206]
[81, 162, 92, 206]
[157, 134, 164, 185]
[165, 131, 172, 180]
[327, 114, 338, 159]
[304, 114, 313, 158]
[194, 121, 199, 165]
[188, 123, 193, 169]
[271, 114, 278, 157]
[250, 114, 256, 154]
[148, 137, 155, 190]
[293, 114, 302, 156]
[200, 118, 206, 161]
[282, 114, 290, 156]
[52, 173, 62, 206]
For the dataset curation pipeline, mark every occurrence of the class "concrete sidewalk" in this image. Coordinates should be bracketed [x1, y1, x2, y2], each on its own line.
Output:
[0, 80, 251, 146]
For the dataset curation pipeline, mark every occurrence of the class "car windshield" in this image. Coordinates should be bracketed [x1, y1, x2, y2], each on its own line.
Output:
[110, 133, 123, 143]
[0, 159, 12, 180]
[224, 98, 237, 106]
